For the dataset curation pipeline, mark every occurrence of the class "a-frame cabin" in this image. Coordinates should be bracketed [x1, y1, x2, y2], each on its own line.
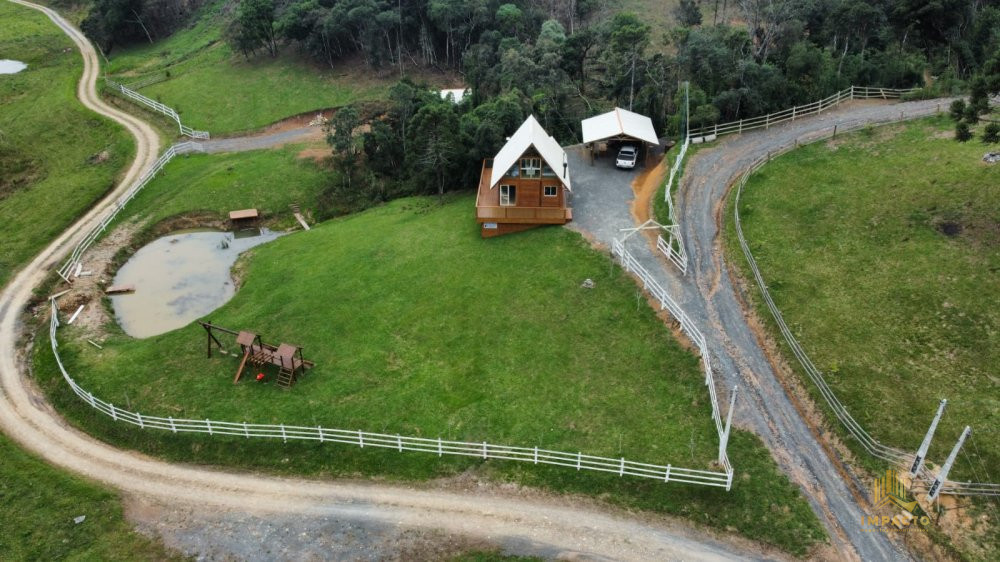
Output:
[475, 115, 572, 238]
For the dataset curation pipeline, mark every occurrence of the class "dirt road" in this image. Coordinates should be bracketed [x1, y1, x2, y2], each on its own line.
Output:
[675, 101, 951, 560]
[0, 2, 779, 559]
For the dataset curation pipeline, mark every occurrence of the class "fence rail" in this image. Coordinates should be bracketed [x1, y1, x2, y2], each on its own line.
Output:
[56, 142, 205, 281]
[729, 111, 999, 497]
[106, 79, 209, 139]
[688, 86, 919, 142]
[611, 239, 733, 478]
[47, 300, 732, 489]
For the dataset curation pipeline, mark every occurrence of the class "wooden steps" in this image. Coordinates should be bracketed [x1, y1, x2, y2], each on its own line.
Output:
[276, 367, 294, 389]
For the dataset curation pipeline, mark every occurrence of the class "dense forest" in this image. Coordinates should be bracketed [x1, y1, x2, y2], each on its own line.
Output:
[81, 0, 1000, 211]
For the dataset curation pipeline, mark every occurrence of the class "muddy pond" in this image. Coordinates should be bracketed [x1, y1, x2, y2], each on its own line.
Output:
[111, 229, 280, 338]
[0, 60, 27, 74]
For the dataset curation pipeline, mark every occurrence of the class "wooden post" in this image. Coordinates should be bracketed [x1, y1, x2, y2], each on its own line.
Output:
[833, 124, 838, 138]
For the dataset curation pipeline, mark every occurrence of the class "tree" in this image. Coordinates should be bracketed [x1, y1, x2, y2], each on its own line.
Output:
[495, 3, 523, 37]
[674, 0, 703, 27]
[81, 0, 147, 53]
[983, 123, 1000, 144]
[229, 0, 278, 57]
[602, 13, 651, 110]
[949, 99, 967, 122]
[954, 121, 972, 142]
[406, 103, 461, 202]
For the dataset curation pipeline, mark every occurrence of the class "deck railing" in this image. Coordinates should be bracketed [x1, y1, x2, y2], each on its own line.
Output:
[476, 205, 570, 222]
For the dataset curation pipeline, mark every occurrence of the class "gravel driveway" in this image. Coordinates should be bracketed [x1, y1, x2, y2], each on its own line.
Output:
[569, 99, 952, 561]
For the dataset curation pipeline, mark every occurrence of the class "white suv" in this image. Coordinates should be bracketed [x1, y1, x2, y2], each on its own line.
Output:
[616, 145, 638, 169]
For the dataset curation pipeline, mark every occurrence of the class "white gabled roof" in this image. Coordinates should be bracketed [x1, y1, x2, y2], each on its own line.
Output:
[490, 115, 571, 191]
[581, 107, 659, 145]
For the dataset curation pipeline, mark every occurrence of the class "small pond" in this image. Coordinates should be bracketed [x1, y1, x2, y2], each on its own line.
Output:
[0, 60, 27, 74]
[111, 229, 281, 338]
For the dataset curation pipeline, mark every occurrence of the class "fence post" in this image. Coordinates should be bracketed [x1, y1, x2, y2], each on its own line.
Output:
[792, 106, 797, 121]
[765, 113, 770, 129]
[437, 437, 443, 456]
[397, 434, 402, 452]
[619, 457, 625, 476]
[482, 441, 488, 459]
[137, 412, 143, 429]
[88, 392, 96, 408]
[738, 119, 743, 134]
[720, 386, 738, 462]
[358, 429, 363, 448]
[207, 419, 213, 436]
[110, 404, 117, 421]
[279, 423, 285, 442]
[850, 85, 855, 99]
[664, 464, 672, 482]
[533, 446, 538, 464]
[577, 452, 581, 470]
[169, 416, 176, 433]
[833, 124, 838, 138]
[246, 422, 251, 438]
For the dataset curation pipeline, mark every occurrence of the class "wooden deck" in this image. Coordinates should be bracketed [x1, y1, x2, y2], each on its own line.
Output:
[475, 160, 571, 224]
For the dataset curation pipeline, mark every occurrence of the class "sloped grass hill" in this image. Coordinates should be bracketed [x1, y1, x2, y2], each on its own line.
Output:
[730, 116, 999, 480]
[104, 0, 389, 134]
[0, 1, 133, 287]
[38, 192, 824, 554]
[0, 434, 184, 560]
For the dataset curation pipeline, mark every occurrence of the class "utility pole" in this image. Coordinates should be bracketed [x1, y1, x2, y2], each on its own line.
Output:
[910, 399, 947, 477]
[927, 426, 971, 502]
[685, 81, 690, 140]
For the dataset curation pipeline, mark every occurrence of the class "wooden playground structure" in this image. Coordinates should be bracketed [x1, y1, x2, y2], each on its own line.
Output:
[199, 322, 314, 389]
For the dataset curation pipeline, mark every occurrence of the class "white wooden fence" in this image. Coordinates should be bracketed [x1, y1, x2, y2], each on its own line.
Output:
[56, 142, 205, 281]
[46, 299, 733, 489]
[729, 111, 999, 497]
[611, 239, 735, 478]
[106, 79, 209, 139]
[688, 86, 919, 143]
[657, 137, 691, 274]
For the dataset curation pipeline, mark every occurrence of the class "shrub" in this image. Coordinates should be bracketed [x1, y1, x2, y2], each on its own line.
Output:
[955, 121, 973, 142]
[983, 123, 1000, 144]
[949, 99, 966, 122]
[963, 104, 980, 124]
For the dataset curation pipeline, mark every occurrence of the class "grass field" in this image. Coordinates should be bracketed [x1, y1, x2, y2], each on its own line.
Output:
[727, 117, 999, 517]
[103, 0, 406, 134]
[32, 146, 826, 552]
[113, 145, 331, 230]
[0, 434, 182, 559]
[0, 1, 133, 287]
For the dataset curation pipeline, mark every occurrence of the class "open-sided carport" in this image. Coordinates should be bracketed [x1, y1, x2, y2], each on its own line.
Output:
[581, 107, 660, 167]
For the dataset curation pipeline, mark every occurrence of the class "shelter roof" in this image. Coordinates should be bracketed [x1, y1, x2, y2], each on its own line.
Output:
[489, 115, 571, 191]
[581, 107, 659, 145]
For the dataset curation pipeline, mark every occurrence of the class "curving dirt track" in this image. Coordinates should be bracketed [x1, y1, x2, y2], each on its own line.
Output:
[0, 2, 777, 560]
[673, 100, 953, 561]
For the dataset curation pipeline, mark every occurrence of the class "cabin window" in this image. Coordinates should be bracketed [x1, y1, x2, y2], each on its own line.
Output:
[506, 164, 519, 178]
[543, 185, 558, 197]
[521, 157, 541, 178]
[542, 163, 557, 177]
[500, 184, 516, 206]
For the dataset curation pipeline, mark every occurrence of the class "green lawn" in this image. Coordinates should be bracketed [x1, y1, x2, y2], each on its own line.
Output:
[727, 116, 1000, 552]
[103, 0, 392, 134]
[112, 144, 330, 230]
[32, 148, 825, 552]
[0, 433, 183, 559]
[0, 1, 133, 287]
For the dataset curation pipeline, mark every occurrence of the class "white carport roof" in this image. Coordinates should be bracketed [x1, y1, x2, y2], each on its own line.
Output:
[490, 115, 571, 191]
[581, 107, 659, 145]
